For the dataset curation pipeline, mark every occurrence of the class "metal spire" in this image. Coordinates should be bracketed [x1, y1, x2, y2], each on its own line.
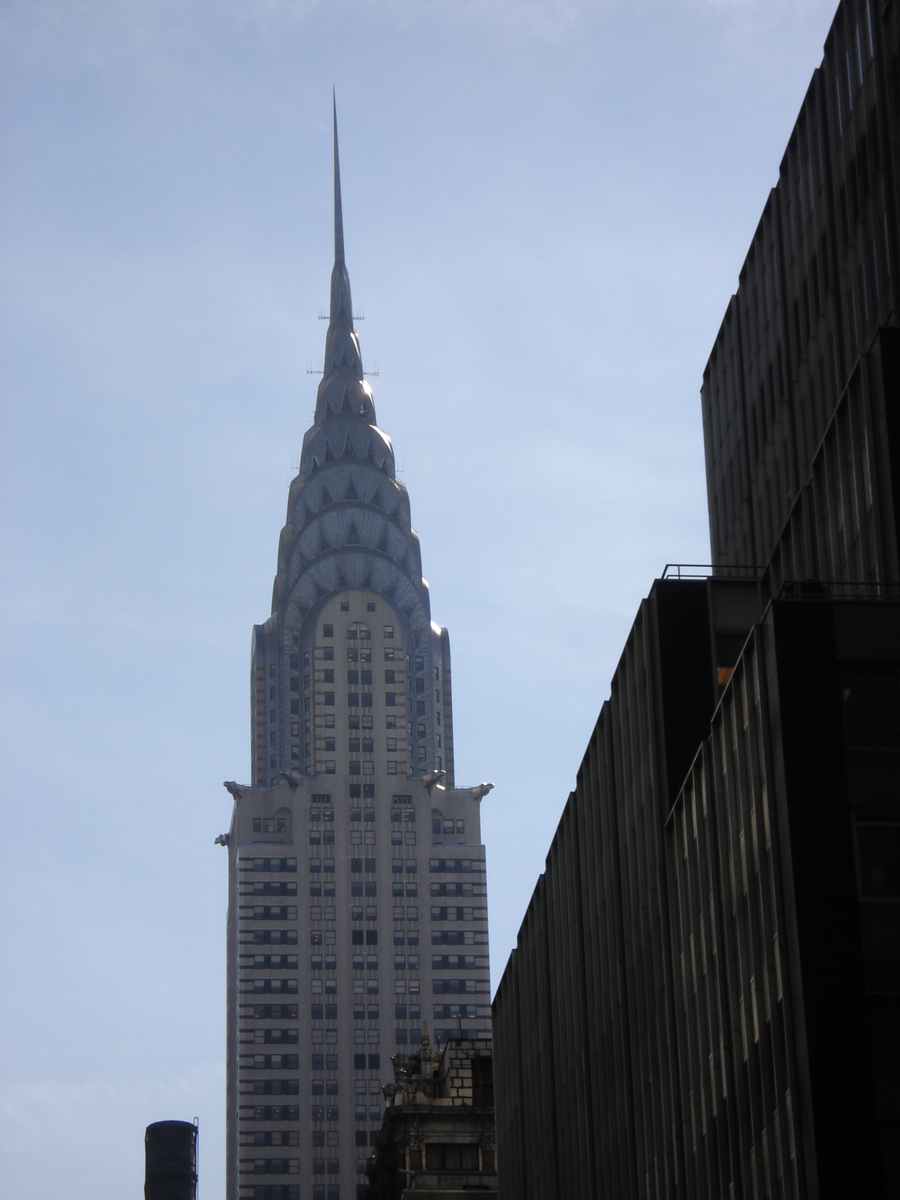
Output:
[315, 95, 373, 425]
[333, 89, 344, 267]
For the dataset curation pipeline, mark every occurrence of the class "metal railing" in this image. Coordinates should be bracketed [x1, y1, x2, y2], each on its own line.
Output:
[661, 563, 763, 581]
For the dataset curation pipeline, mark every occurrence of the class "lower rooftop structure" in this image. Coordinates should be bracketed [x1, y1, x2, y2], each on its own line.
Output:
[365, 1032, 497, 1200]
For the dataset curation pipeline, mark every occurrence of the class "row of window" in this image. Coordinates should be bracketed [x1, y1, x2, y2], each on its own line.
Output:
[308, 881, 419, 900]
[247, 1029, 297, 1044]
[253, 818, 289, 835]
[321, 622, 391, 639]
[244, 1105, 299, 1120]
[430, 882, 484, 897]
[430, 906, 484, 921]
[432, 954, 487, 969]
[248, 931, 298, 945]
[431, 931, 486, 946]
[242, 859, 298, 873]
[248, 1132, 299, 1146]
[244, 907, 298, 921]
[433, 979, 491, 994]
[353, 1106, 382, 1121]
[244, 883, 298, 897]
[429, 858, 483, 874]
[313, 1079, 341, 1095]
[244, 1054, 300, 1069]
[240, 1159, 299, 1175]
[242, 1184, 301, 1200]
[243, 980, 299, 995]
[242, 955, 298, 968]
[247, 1080, 299, 1095]
[311, 1125, 340, 1141]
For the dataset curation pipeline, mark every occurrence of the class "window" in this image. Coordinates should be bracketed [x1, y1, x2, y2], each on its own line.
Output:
[323, 670, 334, 683]
[425, 1144, 479, 1171]
[384, 648, 395, 661]
[843, 666, 900, 747]
[367, 602, 376, 612]
[472, 1056, 493, 1106]
[323, 625, 333, 638]
[856, 822, 900, 898]
[384, 625, 393, 638]
[341, 601, 349, 612]
[324, 693, 334, 706]
[323, 647, 334, 661]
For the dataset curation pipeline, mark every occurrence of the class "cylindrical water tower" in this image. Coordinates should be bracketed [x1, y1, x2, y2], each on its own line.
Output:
[144, 1119, 198, 1200]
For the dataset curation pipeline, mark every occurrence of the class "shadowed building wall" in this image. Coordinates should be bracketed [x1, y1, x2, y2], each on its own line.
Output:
[492, 1, 900, 1196]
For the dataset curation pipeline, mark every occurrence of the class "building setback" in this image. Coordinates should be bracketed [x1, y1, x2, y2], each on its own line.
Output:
[220, 105, 492, 1200]
[492, 1, 900, 1197]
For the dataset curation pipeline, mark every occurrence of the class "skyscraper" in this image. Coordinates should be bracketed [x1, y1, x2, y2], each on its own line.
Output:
[220, 105, 493, 1200]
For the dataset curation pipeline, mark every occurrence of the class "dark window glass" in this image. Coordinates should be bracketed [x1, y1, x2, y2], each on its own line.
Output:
[843, 666, 900, 747]
[857, 822, 900, 898]
[424, 1144, 479, 1171]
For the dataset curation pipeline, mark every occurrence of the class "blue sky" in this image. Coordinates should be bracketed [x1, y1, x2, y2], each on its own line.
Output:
[1, 1, 839, 1195]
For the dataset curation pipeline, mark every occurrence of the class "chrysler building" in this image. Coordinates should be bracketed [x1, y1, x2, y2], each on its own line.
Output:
[220, 103, 493, 1200]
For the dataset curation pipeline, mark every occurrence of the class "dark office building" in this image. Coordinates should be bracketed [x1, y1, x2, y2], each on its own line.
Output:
[492, 1, 900, 1197]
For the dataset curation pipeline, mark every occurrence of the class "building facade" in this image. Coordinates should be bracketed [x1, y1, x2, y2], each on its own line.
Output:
[492, 0, 900, 1196]
[365, 1032, 497, 1199]
[221, 108, 492, 1200]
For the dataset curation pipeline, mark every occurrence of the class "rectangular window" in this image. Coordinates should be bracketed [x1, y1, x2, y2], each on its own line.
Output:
[383, 625, 393, 638]
[324, 693, 335, 706]
[856, 822, 900, 899]
[323, 625, 333, 638]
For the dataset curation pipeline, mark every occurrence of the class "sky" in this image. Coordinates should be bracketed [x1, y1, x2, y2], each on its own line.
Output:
[0, 1, 841, 1196]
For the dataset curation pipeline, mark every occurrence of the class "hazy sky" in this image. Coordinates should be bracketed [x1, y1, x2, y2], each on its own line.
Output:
[1, 1, 839, 1196]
